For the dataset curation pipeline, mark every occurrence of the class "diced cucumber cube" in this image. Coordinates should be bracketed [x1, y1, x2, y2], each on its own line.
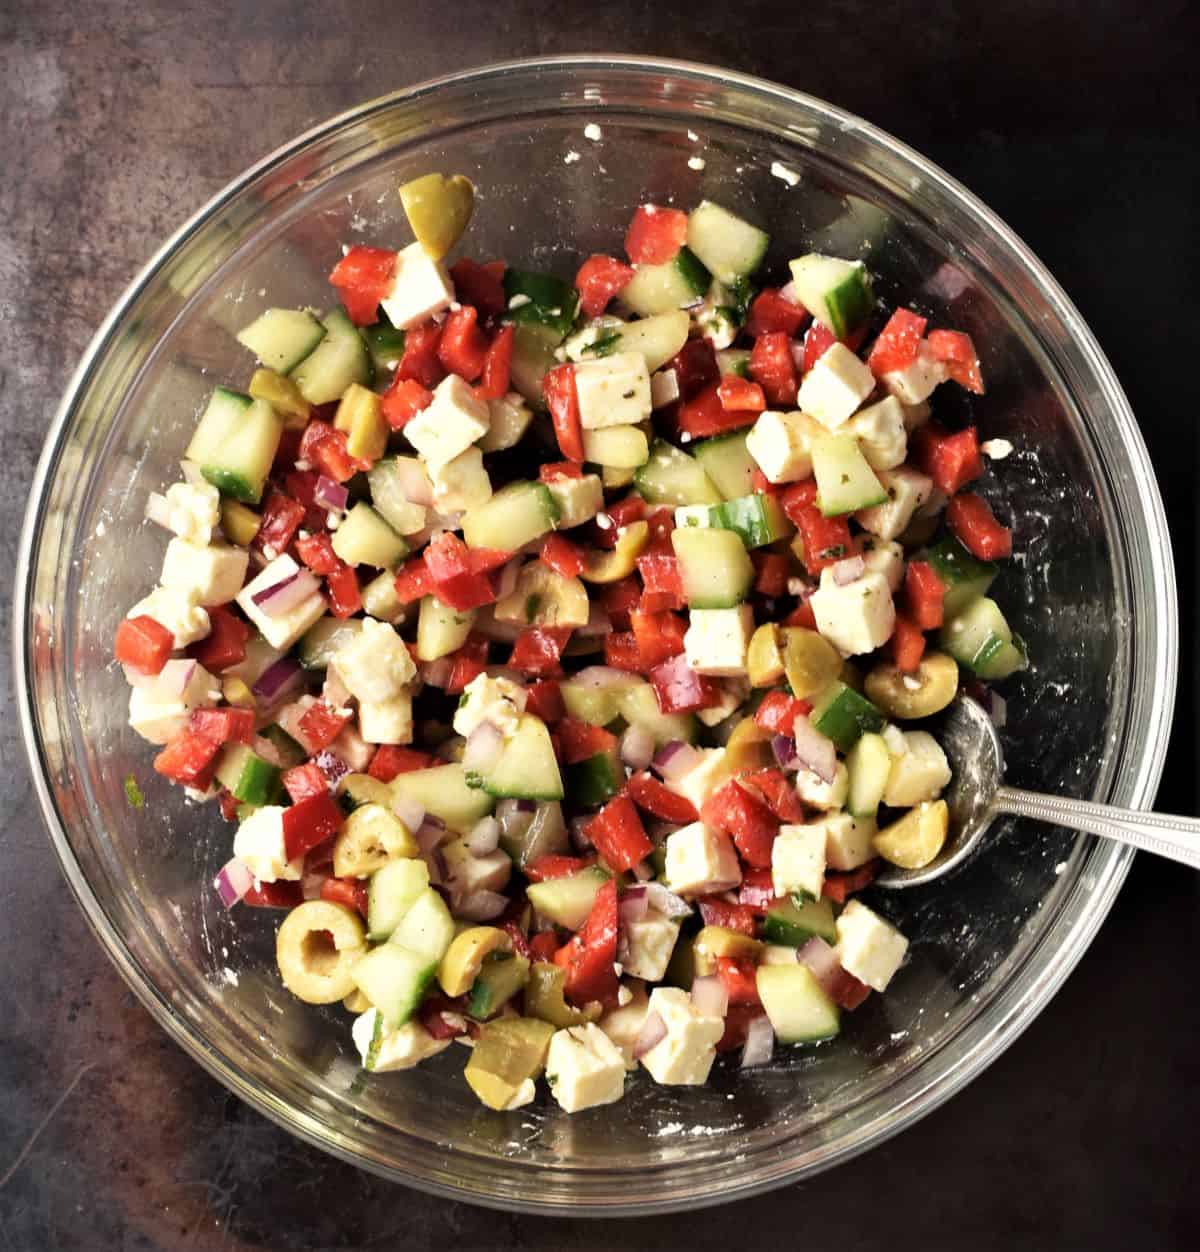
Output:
[367, 858, 430, 942]
[671, 526, 754, 608]
[811, 433, 888, 516]
[469, 714, 564, 801]
[762, 896, 838, 946]
[462, 481, 559, 551]
[331, 503, 409, 569]
[809, 681, 886, 752]
[845, 732, 892, 818]
[297, 617, 362, 670]
[391, 763, 495, 832]
[351, 944, 436, 1027]
[237, 308, 326, 374]
[923, 534, 998, 618]
[787, 254, 874, 340]
[290, 308, 372, 405]
[186, 389, 282, 506]
[940, 596, 1027, 680]
[526, 866, 610, 930]
[502, 269, 580, 338]
[620, 247, 711, 317]
[605, 310, 691, 372]
[389, 887, 455, 964]
[634, 440, 723, 507]
[215, 744, 281, 806]
[687, 201, 770, 284]
[693, 429, 757, 500]
[416, 596, 475, 662]
[757, 964, 840, 1043]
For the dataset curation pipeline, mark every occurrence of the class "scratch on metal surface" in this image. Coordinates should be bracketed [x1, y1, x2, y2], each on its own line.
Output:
[0, 1062, 98, 1189]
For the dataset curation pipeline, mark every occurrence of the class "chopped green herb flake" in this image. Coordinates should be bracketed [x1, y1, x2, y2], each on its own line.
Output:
[123, 774, 145, 809]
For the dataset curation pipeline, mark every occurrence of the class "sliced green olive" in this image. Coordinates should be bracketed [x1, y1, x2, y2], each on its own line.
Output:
[580, 520, 650, 584]
[723, 716, 774, 774]
[781, 627, 843, 700]
[873, 799, 950, 868]
[524, 962, 602, 1029]
[495, 561, 590, 628]
[332, 803, 418, 878]
[464, 1016, 555, 1110]
[747, 623, 786, 687]
[399, 173, 476, 260]
[276, 900, 367, 1004]
[438, 925, 511, 997]
[333, 383, 388, 462]
[864, 651, 959, 720]
[249, 367, 311, 427]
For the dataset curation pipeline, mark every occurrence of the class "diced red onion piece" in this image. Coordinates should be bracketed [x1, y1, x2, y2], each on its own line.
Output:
[620, 723, 657, 771]
[578, 601, 612, 638]
[252, 734, 286, 768]
[311, 749, 350, 786]
[415, 818, 447, 855]
[463, 721, 503, 775]
[739, 878, 778, 910]
[391, 457, 434, 507]
[419, 657, 453, 688]
[144, 492, 172, 529]
[651, 740, 702, 783]
[253, 655, 305, 703]
[740, 1015, 775, 1068]
[251, 569, 321, 617]
[569, 815, 594, 852]
[456, 890, 508, 921]
[213, 857, 254, 909]
[159, 658, 198, 699]
[632, 1010, 667, 1059]
[792, 715, 837, 784]
[495, 797, 534, 845]
[632, 860, 653, 882]
[467, 816, 501, 857]
[772, 733, 800, 771]
[650, 368, 680, 409]
[644, 882, 693, 919]
[618, 885, 648, 925]
[313, 475, 349, 514]
[797, 936, 850, 1000]
[390, 792, 426, 835]
[690, 975, 729, 1019]
[831, 555, 866, 586]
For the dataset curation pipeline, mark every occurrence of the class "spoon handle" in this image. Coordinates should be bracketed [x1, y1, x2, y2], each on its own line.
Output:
[993, 786, 1200, 871]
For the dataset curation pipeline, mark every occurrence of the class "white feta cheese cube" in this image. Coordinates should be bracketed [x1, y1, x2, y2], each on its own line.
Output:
[772, 822, 827, 900]
[855, 466, 935, 542]
[160, 538, 248, 606]
[235, 555, 327, 651]
[352, 1009, 452, 1072]
[502, 1078, 537, 1110]
[843, 396, 908, 470]
[834, 899, 908, 992]
[403, 375, 490, 470]
[797, 342, 875, 430]
[545, 1023, 628, 1112]
[860, 539, 905, 591]
[379, 241, 455, 330]
[233, 805, 303, 882]
[664, 821, 742, 896]
[151, 481, 221, 545]
[811, 570, 896, 656]
[431, 445, 492, 513]
[441, 839, 511, 894]
[545, 473, 604, 529]
[127, 586, 210, 649]
[823, 812, 879, 872]
[744, 410, 820, 484]
[664, 747, 732, 815]
[639, 987, 723, 1086]
[683, 604, 754, 677]
[621, 910, 680, 982]
[881, 342, 946, 405]
[128, 685, 189, 744]
[333, 617, 416, 703]
[795, 761, 849, 810]
[599, 986, 649, 1070]
[452, 672, 527, 739]
[358, 693, 414, 745]
[884, 730, 952, 807]
[574, 352, 652, 430]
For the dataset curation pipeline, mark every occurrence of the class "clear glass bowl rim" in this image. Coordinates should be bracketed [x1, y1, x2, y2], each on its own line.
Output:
[13, 55, 1178, 1215]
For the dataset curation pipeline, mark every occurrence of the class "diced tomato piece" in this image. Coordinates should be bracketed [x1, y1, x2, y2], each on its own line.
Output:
[666, 338, 720, 401]
[627, 771, 698, 823]
[320, 876, 369, 919]
[649, 653, 719, 714]
[749, 332, 798, 407]
[698, 898, 759, 937]
[188, 605, 251, 673]
[393, 554, 435, 604]
[397, 320, 445, 388]
[801, 321, 836, 374]
[822, 859, 881, 904]
[243, 880, 303, 909]
[425, 532, 497, 611]
[294, 532, 339, 575]
[282, 790, 343, 861]
[380, 376, 433, 430]
[510, 626, 572, 677]
[890, 613, 926, 673]
[543, 363, 585, 462]
[153, 729, 221, 788]
[740, 767, 805, 822]
[927, 329, 985, 394]
[753, 552, 789, 599]
[867, 308, 927, 376]
[116, 615, 174, 676]
[328, 245, 397, 325]
[903, 560, 944, 631]
[539, 461, 583, 483]
[189, 707, 254, 746]
[604, 631, 643, 673]
[525, 679, 566, 725]
[912, 423, 984, 495]
[437, 305, 489, 382]
[558, 718, 619, 766]
[624, 205, 688, 265]
[586, 795, 653, 873]
[526, 854, 592, 883]
[298, 701, 352, 753]
[630, 610, 687, 670]
[575, 254, 635, 318]
[540, 532, 586, 578]
[746, 287, 809, 338]
[253, 489, 305, 558]
[282, 762, 329, 803]
[947, 492, 1012, 560]
[325, 564, 361, 619]
[677, 381, 756, 438]
[780, 480, 857, 574]
[716, 375, 767, 413]
[368, 745, 436, 781]
[477, 323, 515, 400]
[754, 690, 808, 737]
[785, 598, 818, 630]
[449, 258, 506, 318]
[716, 1002, 765, 1053]
[559, 878, 619, 1007]
[715, 956, 762, 1005]
[702, 780, 778, 869]
[601, 577, 642, 630]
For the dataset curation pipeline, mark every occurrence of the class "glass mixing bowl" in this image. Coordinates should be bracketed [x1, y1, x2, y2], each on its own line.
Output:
[15, 57, 1176, 1214]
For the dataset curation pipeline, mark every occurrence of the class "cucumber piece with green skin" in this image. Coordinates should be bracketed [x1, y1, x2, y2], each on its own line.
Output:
[615, 680, 698, 746]
[715, 348, 753, 380]
[809, 681, 885, 752]
[787, 254, 874, 341]
[812, 434, 888, 517]
[923, 534, 998, 618]
[362, 319, 406, 375]
[762, 896, 839, 946]
[351, 944, 436, 1027]
[940, 596, 1027, 680]
[416, 596, 475, 662]
[331, 502, 409, 569]
[468, 714, 564, 801]
[634, 440, 723, 507]
[604, 310, 691, 373]
[367, 858, 430, 942]
[237, 308, 326, 373]
[186, 389, 282, 505]
[620, 247, 711, 317]
[757, 963, 841, 1043]
[560, 672, 643, 726]
[289, 308, 373, 405]
[215, 744, 282, 806]
[684, 493, 792, 548]
[846, 732, 892, 818]
[509, 322, 561, 407]
[391, 763, 495, 832]
[565, 749, 624, 808]
[687, 201, 770, 284]
[526, 866, 610, 930]
[389, 887, 455, 964]
[503, 269, 580, 338]
[298, 616, 363, 670]
[468, 953, 531, 1020]
[259, 724, 307, 769]
[671, 526, 754, 608]
[693, 429, 756, 500]
[462, 481, 559, 551]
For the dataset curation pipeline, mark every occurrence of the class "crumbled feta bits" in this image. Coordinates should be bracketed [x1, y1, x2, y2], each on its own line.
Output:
[333, 617, 417, 703]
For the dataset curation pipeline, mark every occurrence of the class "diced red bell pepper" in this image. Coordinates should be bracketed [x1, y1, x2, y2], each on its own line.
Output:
[419, 992, 472, 1040]
[947, 492, 1012, 560]
[746, 287, 809, 338]
[751, 467, 780, 495]
[477, 323, 515, 400]
[927, 329, 985, 394]
[717, 375, 767, 413]
[716, 1002, 765, 1053]
[153, 729, 221, 788]
[437, 305, 489, 382]
[295, 531, 339, 575]
[449, 258, 507, 318]
[665, 338, 720, 401]
[624, 205, 688, 265]
[701, 780, 778, 869]
[282, 790, 343, 861]
[253, 489, 305, 559]
[749, 332, 798, 407]
[785, 599, 818, 630]
[912, 422, 984, 495]
[525, 931, 559, 963]
[835, 975, 873, 1012]
[740, 767, 805, 822]
[367, 745, 437, 781]
[715, 956, 762, 1005]
[283, 762, 329, 803]
[467, 547, 515, 575]
[543, 363, 585, 462]
[559, 878, 619, 1007]
[601, 577, 642, 630]
[325, 564, 361, 619]
[738, 867, 780, 913]
[698, 898, 759, 937]
[393, 554, 435, 604]
[526, 854, 593, 883]
[425, 532, 497, 611]
[320, 876, 369, 919]
[890, 613, 926, 674]
[328, 245, 397, 326]
[575, 254, 635, 318]
[677, 382, 756, 438]
[648, 653, 718, 714]
[283, 469, 326, 533]
[636, 552, 685, 612]
[604, 631, 643, 673]
[510, 626, 572, 677]
[397, 321, 445, 388]
[243, 880, 303, 909]
[586, 795, 652, 873]
[558, 718, 619, 766]
[780, 480, 857, 574]
[754, 690, 809, 737]
[188, 605, 252, 673]
[299, 421, 368, 484]
[189, 707, 255, 746]
[445, 636, 489, 696]
[298, 701, 352, 753]
[499, 913, 534, 961]
[525, 679, 566, 725]
[539, 460, 583, 483]
[381, 376, 433, 430]
[867, 308, 927, 376]
[116, 615, 174, 675]
[801, 321, 837, 374]
[627, 771, 699, 823]
[822, 858, 881, 904]
[645, 507, 675, 543]
[540, 532, 586, 578]
[753, 552, 789, 599]
[630, 610, 687, 670]
[218, 790, 240, 822]
[905, 559, 945, 629]
[589, 493, 647, 551]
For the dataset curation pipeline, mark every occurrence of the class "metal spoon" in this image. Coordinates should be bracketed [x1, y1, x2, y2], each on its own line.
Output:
[875, 695, 1200, 889]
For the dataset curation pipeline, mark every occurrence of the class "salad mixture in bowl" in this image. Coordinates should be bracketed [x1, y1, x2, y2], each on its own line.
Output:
[115, 171, 1024, 1114]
